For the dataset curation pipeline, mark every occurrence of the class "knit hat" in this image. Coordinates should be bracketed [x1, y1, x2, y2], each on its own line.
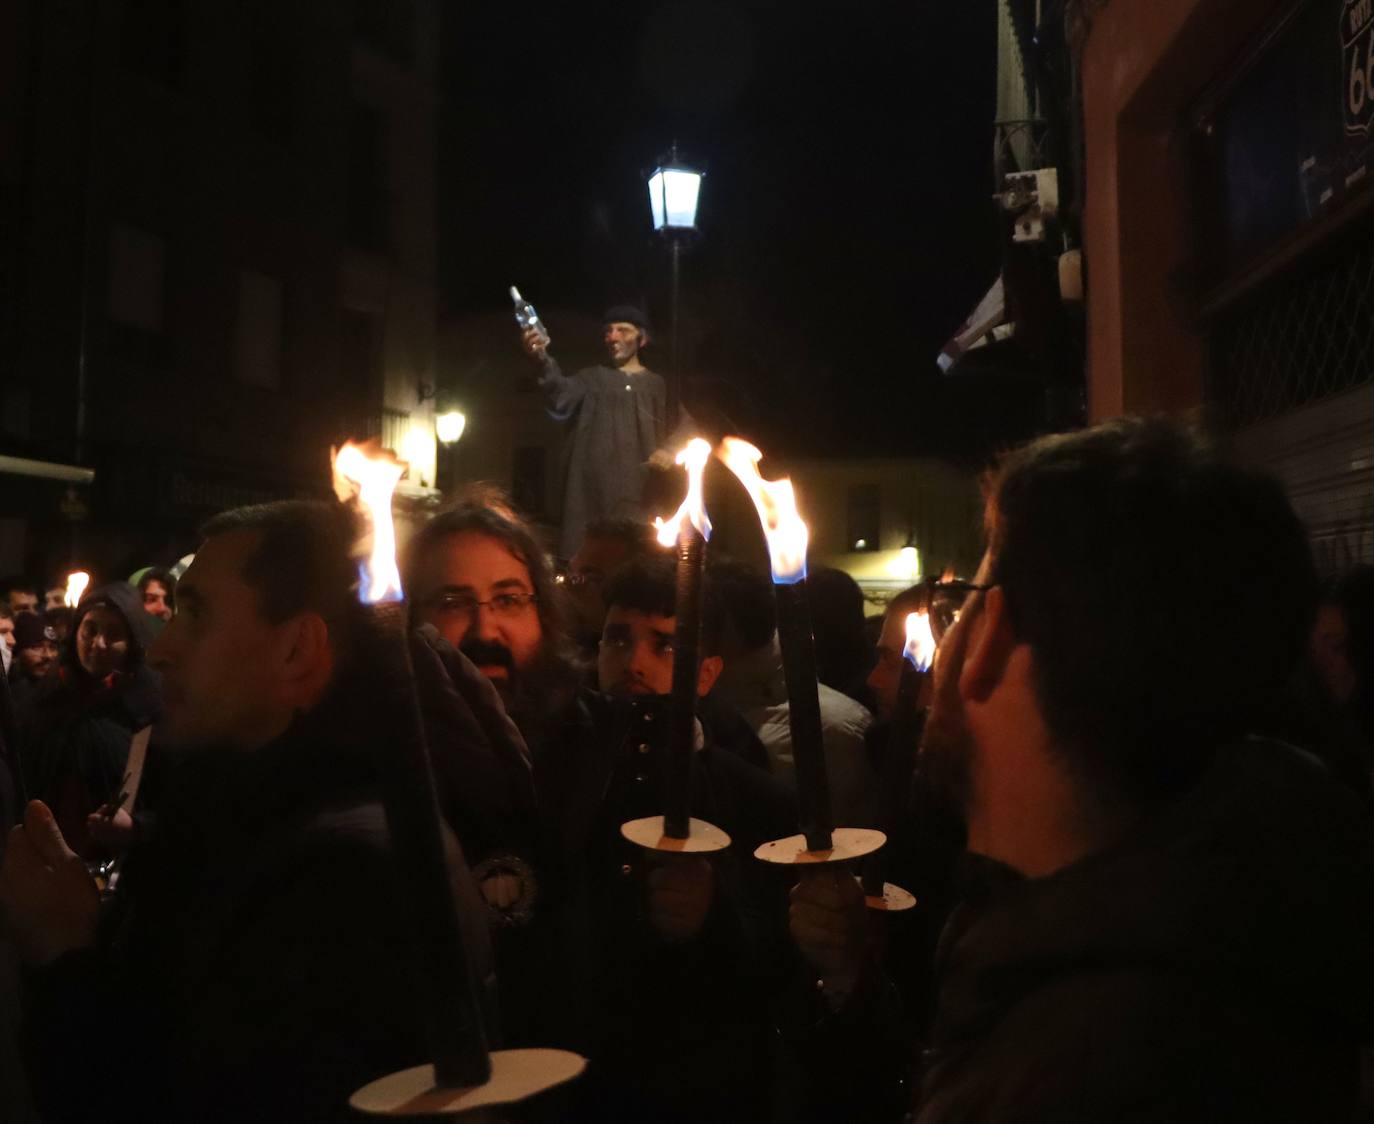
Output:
[602, 305, 651, 332]
[13, 612, 57, 651]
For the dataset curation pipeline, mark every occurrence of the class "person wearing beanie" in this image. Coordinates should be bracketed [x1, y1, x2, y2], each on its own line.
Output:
[520, 303, 690, 557]
[10, 613, 59, 689]
[20, 584, 161, 858]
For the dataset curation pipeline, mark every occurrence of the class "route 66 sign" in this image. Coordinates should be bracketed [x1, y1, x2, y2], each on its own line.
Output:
[1345, 0, 1374, 134]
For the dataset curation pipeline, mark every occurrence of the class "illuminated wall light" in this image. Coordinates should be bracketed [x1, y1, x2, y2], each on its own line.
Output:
[885, 544, 922, 582]
[437, 410, 466, 445]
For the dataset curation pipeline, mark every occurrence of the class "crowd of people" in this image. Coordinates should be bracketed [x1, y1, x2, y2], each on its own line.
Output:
[0, 417, 1373, 1122]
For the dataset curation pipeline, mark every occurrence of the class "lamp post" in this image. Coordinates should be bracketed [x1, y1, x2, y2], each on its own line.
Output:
[436, 410, 466, 495]
[646, 145, 703, 426]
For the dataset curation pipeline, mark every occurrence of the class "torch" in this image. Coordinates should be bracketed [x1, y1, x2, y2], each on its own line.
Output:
[860, 609, 935, 912]
[717, 438, 885, 868]
[334, 442, 584, 1117]
[621, 438, 730, 857]
[64, 571, 90, 608]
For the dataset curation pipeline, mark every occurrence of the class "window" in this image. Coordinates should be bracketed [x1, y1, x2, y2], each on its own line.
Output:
[235, 269, 284, 390]
[848, 484, 881, 553]
[382, 408, 410, 460]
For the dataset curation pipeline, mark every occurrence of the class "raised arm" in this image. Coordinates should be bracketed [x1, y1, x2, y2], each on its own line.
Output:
[522, 328, 586, 422]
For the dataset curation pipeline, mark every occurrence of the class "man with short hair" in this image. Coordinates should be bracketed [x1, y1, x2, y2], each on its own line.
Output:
[802, 419, 1374, 1121]
[522, 306, 686, 557]
[1, 501, 496, 1124]
[565, 515, 663, 658]
[1, 580, 38, 617]
[711, 559, 879, 826]
[866, 583, 932, 723]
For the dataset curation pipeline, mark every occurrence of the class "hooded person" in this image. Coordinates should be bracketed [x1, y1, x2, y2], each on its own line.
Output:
[21, 583, 161, 858]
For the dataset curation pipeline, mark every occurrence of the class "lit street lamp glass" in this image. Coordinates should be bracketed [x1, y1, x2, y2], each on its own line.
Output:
[436, 410, 466, 444]
[647, 164, 703, 232]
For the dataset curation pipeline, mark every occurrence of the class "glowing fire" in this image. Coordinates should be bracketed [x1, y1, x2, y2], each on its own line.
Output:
[654, 438, 714, 547]
[332, 441, 407, 604]
[64, 571, 90, 608]
[718, 438, 809, 584]
[904, 610, 937, 673]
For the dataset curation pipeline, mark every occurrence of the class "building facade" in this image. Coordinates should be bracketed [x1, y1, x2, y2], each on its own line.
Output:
[0, 0, 440, 582]
[1075, 0, 1374, 569]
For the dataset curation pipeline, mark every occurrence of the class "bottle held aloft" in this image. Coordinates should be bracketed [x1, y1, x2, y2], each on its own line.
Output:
[510, 286, 550, 349]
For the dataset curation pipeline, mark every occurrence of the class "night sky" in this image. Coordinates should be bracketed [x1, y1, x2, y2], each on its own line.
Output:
[441, 2, 1031, 463]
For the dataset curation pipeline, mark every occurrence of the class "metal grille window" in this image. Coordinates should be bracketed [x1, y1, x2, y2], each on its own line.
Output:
[381, 409, 410, 457]
[1210, 231, 1374, 427]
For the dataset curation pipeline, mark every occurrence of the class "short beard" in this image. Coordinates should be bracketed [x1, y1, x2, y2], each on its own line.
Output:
[500, 644, 581, 747]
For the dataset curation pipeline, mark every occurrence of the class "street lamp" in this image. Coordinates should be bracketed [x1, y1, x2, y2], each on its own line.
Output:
[437, 410, 466, 445]
[646, 144, 703, 424]
[435, 409, 466, 495]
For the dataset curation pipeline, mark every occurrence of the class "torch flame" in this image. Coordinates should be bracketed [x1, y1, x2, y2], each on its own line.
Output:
[718, 437, 809, 584]
[904, 610, 937, 674]
[653, 438, 714, 547]
[64, 571, 90, 609]
[332, 441, 407, 604]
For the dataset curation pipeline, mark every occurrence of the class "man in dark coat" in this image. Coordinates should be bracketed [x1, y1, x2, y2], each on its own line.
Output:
[21, 582, 161, 858]
[407, 496, 794, 1123]
[0, 501, 497, 1124]
[790, 419, 1374, 1122]
[522, 305, 688, 557]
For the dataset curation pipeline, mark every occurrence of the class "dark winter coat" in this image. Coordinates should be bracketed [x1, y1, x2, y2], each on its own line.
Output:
[914, 737, 1374, 1123]
[409, 624, 537, 865]
[510, 688, 794, 1123]
[22, 676, 496, 1124]
[22, 584, 161, 856]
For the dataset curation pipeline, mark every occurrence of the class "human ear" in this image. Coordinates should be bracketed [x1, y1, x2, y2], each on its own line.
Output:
[696, 654, 723, 697]
[959, 587, 1017, 704]
[280, 613, 333, 693]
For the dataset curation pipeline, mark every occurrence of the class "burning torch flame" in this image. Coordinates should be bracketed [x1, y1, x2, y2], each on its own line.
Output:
[653, 438, 714, 547]
[718, 438, 809, 584]
[904, 610, 937, 674]
[64, 571, 90, 609]
[332, 441, 407, 605]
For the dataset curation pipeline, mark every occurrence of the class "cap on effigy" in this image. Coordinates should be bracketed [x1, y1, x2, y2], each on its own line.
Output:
[602, 305, 651, 331]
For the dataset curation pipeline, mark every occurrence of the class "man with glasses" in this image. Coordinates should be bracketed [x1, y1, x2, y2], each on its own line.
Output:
[562, 516, 662, 661]
[801, 419, 1374, 1121]
[406, 492, 580, 727]
[909, 420, 1374, 1121]
[406, 501, 788, 1122]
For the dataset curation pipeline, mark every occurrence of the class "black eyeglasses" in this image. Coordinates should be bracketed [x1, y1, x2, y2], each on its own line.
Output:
[426, 591, 538, 625]
[555, 571, 603, 589]
[926, 579, 996, 644]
